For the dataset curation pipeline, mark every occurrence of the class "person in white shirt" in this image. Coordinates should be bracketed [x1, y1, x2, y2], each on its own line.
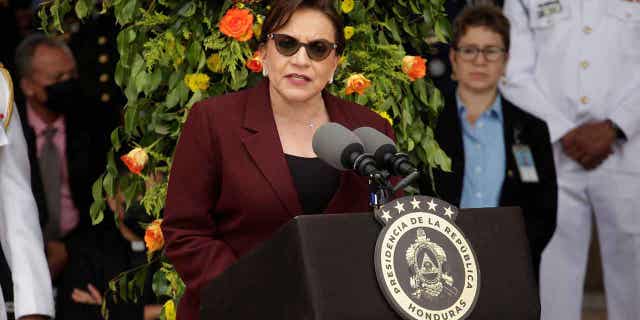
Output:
[500, 1, 640, 320]
[0, 65, 55, 320]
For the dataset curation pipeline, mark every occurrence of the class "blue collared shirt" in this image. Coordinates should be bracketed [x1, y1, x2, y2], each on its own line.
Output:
[457, 93, 506, 208]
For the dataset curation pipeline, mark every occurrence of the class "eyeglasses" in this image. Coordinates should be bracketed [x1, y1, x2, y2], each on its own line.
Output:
[267, 33, 338, 61]
[454, 46, 507, 62]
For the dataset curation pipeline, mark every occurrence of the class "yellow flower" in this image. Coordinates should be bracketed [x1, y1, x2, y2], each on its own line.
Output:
[344, 26, 355, 40]
[184, 73, 210, 92]
[341, 0, 354, 13]
[163, 300, 176, 320]
[254, 15, 265, 40]
[375, 110, 393, 125]
[144, 219, 164, 253]
[206, 54, 223, 73]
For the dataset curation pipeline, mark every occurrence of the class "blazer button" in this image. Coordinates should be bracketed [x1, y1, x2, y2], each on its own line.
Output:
[507, 170, 514, 178]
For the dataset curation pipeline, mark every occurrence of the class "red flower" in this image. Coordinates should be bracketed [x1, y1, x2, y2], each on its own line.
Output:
[402, 56, 427, 81]
[219, 8, 254, 42]
[246, 50, 263, 73]
[120, 148, 148, 175]
[144, 219, 164, 253]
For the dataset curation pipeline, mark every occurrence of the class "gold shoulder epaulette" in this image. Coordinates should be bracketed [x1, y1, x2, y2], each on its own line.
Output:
[0, 63, 15, 131]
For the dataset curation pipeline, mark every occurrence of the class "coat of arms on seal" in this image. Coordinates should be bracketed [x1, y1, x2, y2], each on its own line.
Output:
[374, 196, 480, 320]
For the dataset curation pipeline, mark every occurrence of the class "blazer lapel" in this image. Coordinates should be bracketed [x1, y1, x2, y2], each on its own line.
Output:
[240, 80, 302, 215]
[436, 92, 465, 205]
[499, 98, 521, 203]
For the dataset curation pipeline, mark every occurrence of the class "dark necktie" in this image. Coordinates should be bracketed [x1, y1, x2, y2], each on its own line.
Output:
[39, 126, 62, 241]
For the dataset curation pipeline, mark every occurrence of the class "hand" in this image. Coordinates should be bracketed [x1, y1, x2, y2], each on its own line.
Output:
[106, 191, 126, 221]
[71, 283, 103, 305]
[46, 241, 68, 279]
[144, 304, 163, 320]
[561, 121, 616, 170]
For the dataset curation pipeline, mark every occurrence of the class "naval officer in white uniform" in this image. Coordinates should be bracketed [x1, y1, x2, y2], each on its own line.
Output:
[500, 1, 640, 320]
[0, 65, 54, 320]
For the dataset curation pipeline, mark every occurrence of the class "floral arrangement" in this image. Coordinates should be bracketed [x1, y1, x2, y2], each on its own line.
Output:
[40, 0, 452, 318]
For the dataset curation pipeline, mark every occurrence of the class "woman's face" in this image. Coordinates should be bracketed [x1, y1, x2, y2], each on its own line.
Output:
[450, 26, 508, 95]
[261, 8, 339, 105]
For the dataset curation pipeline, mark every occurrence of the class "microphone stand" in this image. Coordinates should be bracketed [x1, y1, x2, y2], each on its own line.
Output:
[368, 170, 392, 209]
[369, 168, 422, 209]
[391, 170, 420, 195]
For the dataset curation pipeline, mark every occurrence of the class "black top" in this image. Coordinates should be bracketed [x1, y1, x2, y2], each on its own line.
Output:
[285, 154, 340, 214]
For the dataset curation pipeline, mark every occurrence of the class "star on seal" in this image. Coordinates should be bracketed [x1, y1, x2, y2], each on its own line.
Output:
[410, 197, 421, 209]
[444, 206, 454, 219]
[381, 210, 392, 222]
[394, 201, 406, 213]
[427, 198, 438, 212]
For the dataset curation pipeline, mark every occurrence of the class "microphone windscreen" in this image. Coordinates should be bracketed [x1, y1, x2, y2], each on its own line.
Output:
[313, 122, 363, 170]
[353, 127, 397, 164]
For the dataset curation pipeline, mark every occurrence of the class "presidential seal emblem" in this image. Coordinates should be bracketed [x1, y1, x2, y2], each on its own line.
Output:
[374, 196, 480, 320]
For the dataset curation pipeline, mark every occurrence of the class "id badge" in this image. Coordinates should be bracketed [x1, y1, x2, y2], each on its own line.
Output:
[536, 0, 563, 19]
[512, 144, 539, 183]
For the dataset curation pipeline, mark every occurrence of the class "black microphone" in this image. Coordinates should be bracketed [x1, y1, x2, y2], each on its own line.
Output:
[312, 123, 381, 177]
[353, 127, 418, 177]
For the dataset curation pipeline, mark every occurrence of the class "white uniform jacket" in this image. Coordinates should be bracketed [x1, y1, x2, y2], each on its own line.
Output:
[0, 67, 54, 319]
[501, 0, 640, 173]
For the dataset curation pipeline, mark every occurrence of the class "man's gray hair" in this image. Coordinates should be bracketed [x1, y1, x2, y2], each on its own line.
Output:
[15, 33, 73, 79]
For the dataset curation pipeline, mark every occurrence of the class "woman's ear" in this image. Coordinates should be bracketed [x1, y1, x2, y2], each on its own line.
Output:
[449, 48, 458, 80]
[259, 42, 267, 60]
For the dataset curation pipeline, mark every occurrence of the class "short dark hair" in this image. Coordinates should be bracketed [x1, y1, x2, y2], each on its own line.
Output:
[15, 33, 73, 79]
[260, 0, 345, 55]
[452, 5, 510, 52]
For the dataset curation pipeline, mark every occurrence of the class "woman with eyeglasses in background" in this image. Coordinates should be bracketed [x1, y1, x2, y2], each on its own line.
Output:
[162, 0, 395, 318]
[419, 5, 557, 285]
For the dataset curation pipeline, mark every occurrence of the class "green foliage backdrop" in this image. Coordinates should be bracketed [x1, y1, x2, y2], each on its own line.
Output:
[41, 0, 451, 317]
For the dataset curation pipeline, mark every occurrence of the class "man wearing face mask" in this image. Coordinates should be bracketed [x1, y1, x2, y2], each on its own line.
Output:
[10, 34, 118, 319]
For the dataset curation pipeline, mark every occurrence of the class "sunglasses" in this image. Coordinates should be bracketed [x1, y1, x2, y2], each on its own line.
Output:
[267, 33, 338, 61]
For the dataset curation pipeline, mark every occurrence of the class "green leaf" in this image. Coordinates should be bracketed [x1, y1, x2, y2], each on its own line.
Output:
[147, 68, 164, 95]
[178, 1, 197, 17]
[434, 17, 451, 43]
[407, 138, 415, 151]
[383, 18, 402, 43]
[103, 172, 115, 198]
[186, 41, 203, 67]
[119, 276, 128, 302]
[110, 128, 122, 151]
[115, 0, 137, 25]
[124, 104, 138, 135]
[90, 175, 105, 225]
[38, 7, 48, 33]
[89, 200, 105, 225]
[74, 0, 93, 20]
[412, 78, 429, 106]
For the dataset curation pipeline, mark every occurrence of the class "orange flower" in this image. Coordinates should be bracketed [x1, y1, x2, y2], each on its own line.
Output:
[402, 56, 427, 81]
[345, 74, 371, 95]
[219, 8, 254, 42]
[120, 148, 148, 175]
[144, 219, 164, 253]
[246, 50, 263, 73]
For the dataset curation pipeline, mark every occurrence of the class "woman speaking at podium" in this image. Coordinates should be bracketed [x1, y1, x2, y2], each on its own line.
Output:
[162, 1, 394, 318]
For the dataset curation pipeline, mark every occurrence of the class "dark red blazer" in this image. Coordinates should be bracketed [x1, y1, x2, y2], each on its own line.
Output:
[163, 79, 395, 320]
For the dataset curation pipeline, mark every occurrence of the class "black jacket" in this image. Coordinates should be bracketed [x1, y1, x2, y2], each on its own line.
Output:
[419, 90, 557, 280]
